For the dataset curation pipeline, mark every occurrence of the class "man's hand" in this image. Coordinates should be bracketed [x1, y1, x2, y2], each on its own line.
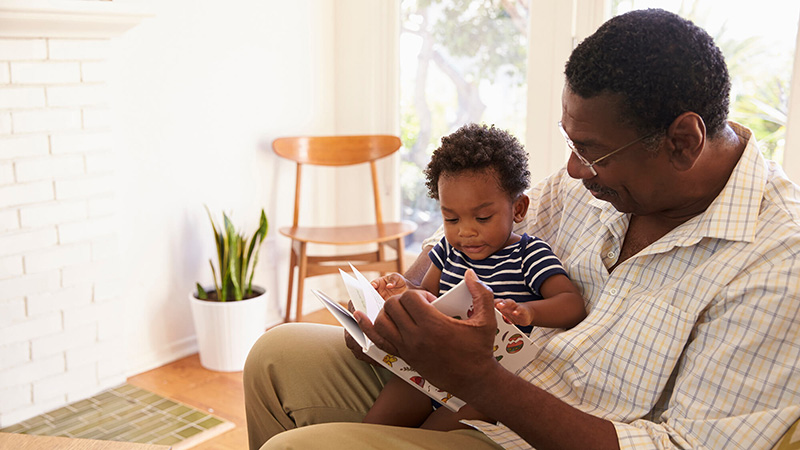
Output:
[343, 301, 378, 366]
[356, 269, 499, 393]
[370, 273, 410, 299]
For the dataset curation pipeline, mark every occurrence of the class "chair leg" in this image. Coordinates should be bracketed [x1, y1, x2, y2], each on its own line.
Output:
[285, 244, 297, 323]
[378, 242, 388, 277]
[396, 238, 406, 273]
[296, 242, 308, 322]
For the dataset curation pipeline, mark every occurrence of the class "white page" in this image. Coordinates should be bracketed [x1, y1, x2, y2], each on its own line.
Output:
[348, 263, 384, 321]
[339, 269, 369, 314]
[311, 289, 368, 349]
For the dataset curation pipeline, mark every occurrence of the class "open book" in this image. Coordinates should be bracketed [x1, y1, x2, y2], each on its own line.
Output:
[311, 265, 540, 412]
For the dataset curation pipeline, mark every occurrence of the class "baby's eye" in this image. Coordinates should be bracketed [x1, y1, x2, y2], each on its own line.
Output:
[444, 218, 458, 223]
[476, 216, 492, 223]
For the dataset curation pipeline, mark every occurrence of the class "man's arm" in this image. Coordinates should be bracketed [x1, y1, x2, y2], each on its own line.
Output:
[358, 270, 620, 450]
[403, 245, 432, 286]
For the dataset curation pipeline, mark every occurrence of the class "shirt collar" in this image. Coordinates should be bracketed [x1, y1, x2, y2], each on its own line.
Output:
[691, 122, 765, 242]
[590, 121, 765, 244]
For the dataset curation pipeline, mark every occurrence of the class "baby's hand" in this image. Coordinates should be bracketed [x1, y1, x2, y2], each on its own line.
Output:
[495, 298, 534, 327]
[370, 273, 409, 299]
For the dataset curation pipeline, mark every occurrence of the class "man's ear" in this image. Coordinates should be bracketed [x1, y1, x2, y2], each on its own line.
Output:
[666, 112, 705, 171]
[513, 193, 529, 223]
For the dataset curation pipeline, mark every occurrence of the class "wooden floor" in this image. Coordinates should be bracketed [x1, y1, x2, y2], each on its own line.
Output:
[127, 308, 341, 450]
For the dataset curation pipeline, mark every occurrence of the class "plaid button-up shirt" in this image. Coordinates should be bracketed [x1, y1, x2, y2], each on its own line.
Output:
[424, 123, 800, 449]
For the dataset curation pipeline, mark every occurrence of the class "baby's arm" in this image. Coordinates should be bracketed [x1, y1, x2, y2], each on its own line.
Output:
[495, 274, 586, 329]
[371, 262, 442, 300]
[419, 264, 442, 296]
[371, 273, 410, 299]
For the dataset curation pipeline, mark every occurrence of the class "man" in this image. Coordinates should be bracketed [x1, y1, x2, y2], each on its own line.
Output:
[244, 9, 800, 449]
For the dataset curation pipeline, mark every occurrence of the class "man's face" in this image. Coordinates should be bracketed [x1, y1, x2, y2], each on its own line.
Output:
[560, 88, 674, 216]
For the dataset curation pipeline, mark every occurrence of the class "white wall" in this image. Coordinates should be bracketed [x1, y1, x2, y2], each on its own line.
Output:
[0, 0, 349, 426]
[110, 0, 336, 373]
[0, 35, 126, 427]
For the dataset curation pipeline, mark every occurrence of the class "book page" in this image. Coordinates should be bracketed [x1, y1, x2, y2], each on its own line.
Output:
[311, 289, 368, 349]
[339, 269, 370, 314]
[348, 263, 384, 321]
[432, 280, 541, 375]
[313, 266, 540, 412]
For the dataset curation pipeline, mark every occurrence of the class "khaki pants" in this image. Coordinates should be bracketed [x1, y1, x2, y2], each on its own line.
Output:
[243, 322, 504, 450]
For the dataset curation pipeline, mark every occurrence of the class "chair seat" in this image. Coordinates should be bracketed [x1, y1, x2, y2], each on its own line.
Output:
[273, 134, 416, 322]
[280, 221, 417, 246]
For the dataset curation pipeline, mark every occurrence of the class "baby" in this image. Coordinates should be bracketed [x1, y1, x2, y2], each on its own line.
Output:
[363, 123, 586, 430]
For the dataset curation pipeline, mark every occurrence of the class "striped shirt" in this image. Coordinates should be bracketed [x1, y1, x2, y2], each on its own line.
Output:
[429, 234, 569, 334]
[423, 122, 800, 449]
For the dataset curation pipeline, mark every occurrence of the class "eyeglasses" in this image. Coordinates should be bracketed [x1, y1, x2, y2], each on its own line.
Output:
[557, 121, 655, 176]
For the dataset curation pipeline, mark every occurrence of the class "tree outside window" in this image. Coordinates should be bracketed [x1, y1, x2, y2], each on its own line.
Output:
[400, 0, 799, 251]
[400, 0, 529, 251]
[612, 0, 800, 163]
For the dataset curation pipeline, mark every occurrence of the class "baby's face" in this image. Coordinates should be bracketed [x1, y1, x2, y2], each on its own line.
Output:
[439, 168, 519, 261]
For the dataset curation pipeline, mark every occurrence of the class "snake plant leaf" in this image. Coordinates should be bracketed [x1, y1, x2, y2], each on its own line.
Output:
[246, 211, 268, 267]
[197, 207, 268, 301]
[229, 234, 243, 301]
[245, 210, 268, 295]
[209, 260, 221, 301]
[204, 205, 223, 272]
[196, 283, 208, 300]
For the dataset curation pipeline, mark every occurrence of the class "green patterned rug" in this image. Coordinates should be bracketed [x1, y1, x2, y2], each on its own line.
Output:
[0, 383, 234, 449]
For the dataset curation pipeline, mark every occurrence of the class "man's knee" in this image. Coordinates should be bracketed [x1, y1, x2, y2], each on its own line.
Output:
[244, 323, 314, 380]
[260, 422, 503, 450]
[259, 425, 334, 450]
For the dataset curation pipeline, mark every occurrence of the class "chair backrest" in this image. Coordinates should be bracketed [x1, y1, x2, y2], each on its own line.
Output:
[273, 135, 401, 166]
[272, 135, 403, 227]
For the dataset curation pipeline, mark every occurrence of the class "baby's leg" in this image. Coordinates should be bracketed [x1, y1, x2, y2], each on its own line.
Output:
[420, 404, 495, 432]
[363, 376, 433, 427]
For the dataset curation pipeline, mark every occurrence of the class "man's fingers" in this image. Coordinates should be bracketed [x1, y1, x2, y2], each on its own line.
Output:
[464, 269, 497, 323]
[355, 310, 400, 356]
[391, 289, 438, 320]
[344, 326, 378, 365]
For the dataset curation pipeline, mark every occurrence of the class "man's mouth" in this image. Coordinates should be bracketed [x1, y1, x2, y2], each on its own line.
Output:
[584, 181, 616, 198]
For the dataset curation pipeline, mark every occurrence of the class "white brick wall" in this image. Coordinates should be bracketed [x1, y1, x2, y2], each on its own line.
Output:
[0, 36, 125, 427]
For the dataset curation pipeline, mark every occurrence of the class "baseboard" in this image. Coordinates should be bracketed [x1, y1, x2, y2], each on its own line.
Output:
[126, 310, 284, 377]
[126, 336, 198, 377]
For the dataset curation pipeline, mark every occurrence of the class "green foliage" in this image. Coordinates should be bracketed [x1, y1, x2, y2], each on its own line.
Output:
[407, 0, 527, 86]
[612, 0, 792, 162]
[196, 206, 268, 302]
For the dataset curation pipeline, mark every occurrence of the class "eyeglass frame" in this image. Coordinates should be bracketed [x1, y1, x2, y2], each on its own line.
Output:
[557, 121, 656, 176]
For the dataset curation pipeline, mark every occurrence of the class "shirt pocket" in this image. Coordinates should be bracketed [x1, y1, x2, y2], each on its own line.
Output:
[579, 295, 696, 420]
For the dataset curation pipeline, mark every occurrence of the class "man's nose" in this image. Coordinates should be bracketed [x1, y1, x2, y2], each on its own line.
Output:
[566, 153, 596, 179]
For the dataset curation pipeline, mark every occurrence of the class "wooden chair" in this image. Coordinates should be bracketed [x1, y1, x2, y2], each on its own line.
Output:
[273, 135, 418, 322]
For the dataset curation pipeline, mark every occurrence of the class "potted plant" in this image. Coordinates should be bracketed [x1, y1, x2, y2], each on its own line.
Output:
[190, 206, 269, 372]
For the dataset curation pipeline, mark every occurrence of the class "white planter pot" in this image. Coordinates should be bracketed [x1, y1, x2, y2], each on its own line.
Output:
[189, 286, 268, 372]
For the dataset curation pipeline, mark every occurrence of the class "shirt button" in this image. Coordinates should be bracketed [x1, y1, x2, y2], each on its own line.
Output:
[607, 251, 616, 259]
[609, 288, 618, 295]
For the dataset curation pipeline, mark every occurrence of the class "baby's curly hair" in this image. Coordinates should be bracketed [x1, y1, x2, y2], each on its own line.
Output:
[424, 123, 530, 200]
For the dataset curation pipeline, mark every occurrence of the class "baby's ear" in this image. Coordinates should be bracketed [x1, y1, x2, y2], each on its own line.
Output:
[513, 193, 529, 222]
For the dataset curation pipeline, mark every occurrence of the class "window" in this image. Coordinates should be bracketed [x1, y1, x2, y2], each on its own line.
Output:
[610, 0, 800, 164]
[397, 1, 800, 254]
[399, 0, 529, 251]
